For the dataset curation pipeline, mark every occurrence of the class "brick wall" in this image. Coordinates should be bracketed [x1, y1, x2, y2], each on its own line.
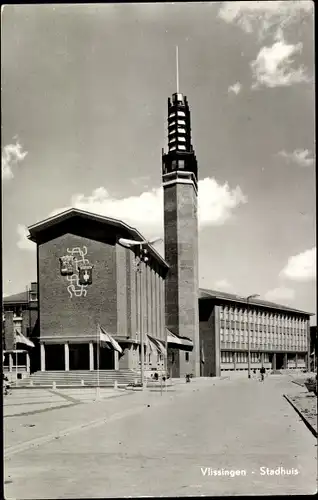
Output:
[199, 303, 220, 377]
[164, 181, 200, 377]
[116, 244, 128, 337]
[4, 311, 14, 350]
[38, 233, 117, 342]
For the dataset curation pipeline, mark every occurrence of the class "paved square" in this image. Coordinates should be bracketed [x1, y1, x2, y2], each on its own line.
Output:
[4, 376, 317, 497]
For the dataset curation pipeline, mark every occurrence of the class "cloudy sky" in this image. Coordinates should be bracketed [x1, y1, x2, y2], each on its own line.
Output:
[2, 2, 316, 322]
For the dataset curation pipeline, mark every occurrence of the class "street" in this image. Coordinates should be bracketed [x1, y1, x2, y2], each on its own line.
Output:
[4, 376, 317, 498]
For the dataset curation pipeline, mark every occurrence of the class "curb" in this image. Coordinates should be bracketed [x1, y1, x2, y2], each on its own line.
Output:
[291, 380, 305, 387]
[283, 394, 317, 438]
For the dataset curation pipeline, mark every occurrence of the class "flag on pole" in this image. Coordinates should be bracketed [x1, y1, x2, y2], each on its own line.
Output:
[147, 335, 166, 356]
[147, 335, 158, 354]
[15, 331, 35, 348]
[99, 325, 122, 353]
[201, 344, 205, 364]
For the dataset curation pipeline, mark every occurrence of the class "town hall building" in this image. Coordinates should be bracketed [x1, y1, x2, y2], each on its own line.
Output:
[3, 88, 313, 383]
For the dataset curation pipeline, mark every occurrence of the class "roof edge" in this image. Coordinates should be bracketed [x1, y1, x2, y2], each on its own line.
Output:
[27, 208, 169, 270]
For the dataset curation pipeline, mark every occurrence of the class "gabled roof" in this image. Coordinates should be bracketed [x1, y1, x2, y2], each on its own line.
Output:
[28, 208, 169, 272]
[3, 291, 29, 305]
[199, 288, 313, 316]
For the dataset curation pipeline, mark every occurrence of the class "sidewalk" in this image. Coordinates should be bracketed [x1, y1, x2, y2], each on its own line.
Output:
[4, 377, 222, 455]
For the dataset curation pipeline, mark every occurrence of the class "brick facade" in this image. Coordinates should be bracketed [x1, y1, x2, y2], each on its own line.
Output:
[164, 181, 200, 378]
[39, 233, 118, 343]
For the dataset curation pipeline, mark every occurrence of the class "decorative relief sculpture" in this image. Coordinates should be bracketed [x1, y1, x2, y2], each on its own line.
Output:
[59, 246, 94, 298]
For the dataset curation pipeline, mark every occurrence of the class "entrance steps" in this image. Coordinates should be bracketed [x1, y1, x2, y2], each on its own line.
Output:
[16, 370, 140, 388]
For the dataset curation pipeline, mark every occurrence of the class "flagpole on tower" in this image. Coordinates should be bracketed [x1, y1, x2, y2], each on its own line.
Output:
[176, 45, 179, 94]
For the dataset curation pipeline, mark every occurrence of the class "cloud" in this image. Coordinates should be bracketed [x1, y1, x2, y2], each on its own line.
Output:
[131, 175, 150, 188]
[51, 178, 247, 233]
[278, 149, 314, 167]
[2, 140, 28, 180]
[250, 36, 310, 88]
[228, 82, 242, 95]
[218, 1, 313, 40]
[19, 178, 247, 251]
[280, 247, 316, 282]
[17, 224, 35, 251]
[215, 279, 233, 291]
[264, 286, 295, 302]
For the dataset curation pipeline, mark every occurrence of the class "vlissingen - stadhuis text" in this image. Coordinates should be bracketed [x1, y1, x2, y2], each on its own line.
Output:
[201, 467, 299, 477]
[201, 468, 247, 478]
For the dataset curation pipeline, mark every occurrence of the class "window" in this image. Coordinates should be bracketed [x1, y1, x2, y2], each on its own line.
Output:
[178, 160, 185, 169]
[177, 128, 186, 134]
[177, 111, 186, 117]
[178, 145, 186, 151]
[220, 328, 224, 341]
[185, 352, 189, 362]
[29, 292, 37, 302]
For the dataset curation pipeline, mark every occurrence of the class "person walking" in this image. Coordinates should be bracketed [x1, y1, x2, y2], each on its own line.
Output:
[260, 366, 266, 382]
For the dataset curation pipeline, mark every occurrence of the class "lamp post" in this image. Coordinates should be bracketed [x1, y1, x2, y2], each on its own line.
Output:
[245, 294, 260, 379]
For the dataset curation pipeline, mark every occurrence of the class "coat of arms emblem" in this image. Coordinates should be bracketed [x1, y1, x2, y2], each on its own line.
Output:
[59, 255, 75, 276]
[78, 263, 94, 285]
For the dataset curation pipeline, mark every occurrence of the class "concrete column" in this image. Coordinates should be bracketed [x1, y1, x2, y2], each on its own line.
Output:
[89, 342, 94, 370]
[114, 350, 119, 370]
[284, 353, 287, 369]
[272, 353, 276, 370]
[295, 353, 298, 368]
[233, 351, 237, 371]
[64, 343, 69, 371]
[40, 343, 46, 372]
[260, 352, 264, 365]
[214, 306, 221, 377]
[26, 352, 30, 373]
[9, 353, 13, 372]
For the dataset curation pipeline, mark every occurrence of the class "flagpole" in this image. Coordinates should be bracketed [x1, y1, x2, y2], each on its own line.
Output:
[165, 329, 168, 392]
[15, 336, 18, 386]
[140, 262, 145, 389]
[96, 324, 100, 400]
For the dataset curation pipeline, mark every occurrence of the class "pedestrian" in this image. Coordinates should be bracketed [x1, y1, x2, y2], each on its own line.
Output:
[3, 373, 11, 395]
[260, 366, 266, 382]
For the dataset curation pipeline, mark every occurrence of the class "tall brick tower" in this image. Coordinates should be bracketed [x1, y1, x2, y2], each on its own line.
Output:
[162, 91, 200, 378]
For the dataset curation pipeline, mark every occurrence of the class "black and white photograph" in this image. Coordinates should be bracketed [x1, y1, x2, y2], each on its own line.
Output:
[2, 1, 316, 498]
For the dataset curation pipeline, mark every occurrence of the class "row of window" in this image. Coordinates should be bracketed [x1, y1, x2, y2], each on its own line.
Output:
[220, 325, 307, 335]
[220, 352, 306, 364]
[220, 328, 307, 343]
[220, 352, 271, 363]
[219, 307, 307, 329]
[169, 110, 186, 119]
